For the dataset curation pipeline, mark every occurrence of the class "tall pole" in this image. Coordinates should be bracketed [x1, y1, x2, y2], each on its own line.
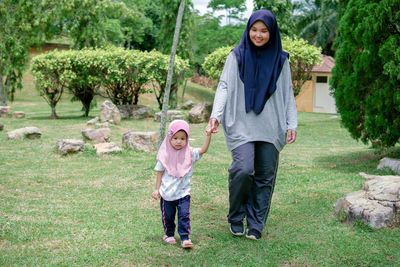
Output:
[157, 0, 186, 149]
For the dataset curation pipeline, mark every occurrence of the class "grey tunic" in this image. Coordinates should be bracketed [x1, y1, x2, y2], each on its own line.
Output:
[210, 52, 297, 152]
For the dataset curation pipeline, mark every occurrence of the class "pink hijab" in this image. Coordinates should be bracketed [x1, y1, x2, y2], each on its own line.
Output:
[157, 120, 192, 178]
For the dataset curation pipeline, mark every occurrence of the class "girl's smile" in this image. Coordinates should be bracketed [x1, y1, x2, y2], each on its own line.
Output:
[249, 20, 270, 47]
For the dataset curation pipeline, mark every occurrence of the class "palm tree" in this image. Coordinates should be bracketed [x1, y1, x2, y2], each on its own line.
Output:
[294, 0, 338, 56]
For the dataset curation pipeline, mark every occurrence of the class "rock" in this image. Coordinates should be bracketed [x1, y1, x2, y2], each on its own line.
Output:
[7, 127, 42, 140]
[100, 100, 121, 125]
[171, 114, 185, 121]
[377, 157, 400, 175]
[181, 100, 195, 110]
[0, 106, 11, 118]
[118, 105, 153, 119]
[12, 111, 25, 119]
[87, 117, 99, 126]
[122, 131, 158, 152]
[95, 122, 112, 128]
[335, 173, 400, 229]
[154, 110, 183, 122]
[94, 142, 122, 155]
[188, 102, 212, 123]
[0, 122, 3, 131]
[82, 128, 111, 143]
[56, 139, 84, 155]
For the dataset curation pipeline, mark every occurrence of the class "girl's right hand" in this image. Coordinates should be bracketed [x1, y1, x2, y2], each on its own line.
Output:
[152, 190, 161, 200]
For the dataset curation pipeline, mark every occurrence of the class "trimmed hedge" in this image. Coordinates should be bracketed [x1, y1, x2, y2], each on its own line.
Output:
[30, 47, 189, 117]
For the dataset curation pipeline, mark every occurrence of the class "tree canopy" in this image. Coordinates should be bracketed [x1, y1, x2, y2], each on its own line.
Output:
[331, 0, 400, 147]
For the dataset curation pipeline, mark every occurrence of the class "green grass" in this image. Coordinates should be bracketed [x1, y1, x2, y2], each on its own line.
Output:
[1, 72, 400, 266]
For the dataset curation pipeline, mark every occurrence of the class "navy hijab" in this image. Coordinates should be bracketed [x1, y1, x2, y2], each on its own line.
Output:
[232, 10, 288, 115]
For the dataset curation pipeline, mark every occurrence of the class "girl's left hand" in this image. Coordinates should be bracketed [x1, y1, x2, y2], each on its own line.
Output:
[152, 190, 161, 200]
[286, 129, 297, 144]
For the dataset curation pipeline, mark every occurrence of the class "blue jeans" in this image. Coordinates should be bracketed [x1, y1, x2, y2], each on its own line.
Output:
[228, 142, 279, 234]
[160, 195, 191, 240]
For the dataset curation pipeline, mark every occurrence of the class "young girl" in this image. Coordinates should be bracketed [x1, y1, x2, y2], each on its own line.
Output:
[152, 120, 211, 248]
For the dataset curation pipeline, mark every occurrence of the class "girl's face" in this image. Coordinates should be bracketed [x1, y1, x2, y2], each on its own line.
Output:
[170, 130, 187, 150]
[249, 20, 270, 47]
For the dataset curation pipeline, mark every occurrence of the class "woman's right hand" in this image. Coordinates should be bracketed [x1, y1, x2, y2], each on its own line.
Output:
[206, 118, 219, 135]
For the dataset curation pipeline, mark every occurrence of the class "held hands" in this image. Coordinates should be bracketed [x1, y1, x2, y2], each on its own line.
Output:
[152, 189, 161, 200]
[286, 129, 297, 144]
[206, 118, 219, 135]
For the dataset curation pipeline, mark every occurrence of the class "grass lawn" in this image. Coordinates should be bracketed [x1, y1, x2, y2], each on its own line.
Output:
[1, 72, 400, 266]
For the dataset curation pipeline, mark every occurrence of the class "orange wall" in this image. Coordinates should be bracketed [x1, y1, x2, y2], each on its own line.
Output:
[295, 80, 314, 112]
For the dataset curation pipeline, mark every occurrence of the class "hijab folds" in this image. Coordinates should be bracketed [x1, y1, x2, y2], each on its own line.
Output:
[232, 10, 289, 115]
[157, 120, 192, 178]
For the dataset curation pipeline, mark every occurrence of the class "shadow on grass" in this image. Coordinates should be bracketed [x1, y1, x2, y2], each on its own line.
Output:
[314, 146, 400, 174]
[27, 115, 94, 121]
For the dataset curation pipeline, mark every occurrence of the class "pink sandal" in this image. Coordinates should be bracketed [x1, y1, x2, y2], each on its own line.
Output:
[162, 235, 176, 245]
[181, 239, 193, 249]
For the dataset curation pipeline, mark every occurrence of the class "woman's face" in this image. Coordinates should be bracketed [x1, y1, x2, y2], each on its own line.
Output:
[170, 130, 187, 150]
[249, 20, 270, 47]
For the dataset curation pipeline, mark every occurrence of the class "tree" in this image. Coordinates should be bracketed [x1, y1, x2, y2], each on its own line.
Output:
[191, 12, 245, 73]
[254, 0, 295, 36]
[207, 0, 247, 24]
[158, 0, 186, 148]
[331, 0, 400, 147]
[294, 0, 338, 56]
[0, 0, 58, 106]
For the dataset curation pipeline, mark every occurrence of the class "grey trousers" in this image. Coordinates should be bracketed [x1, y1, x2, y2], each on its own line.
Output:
[228, 142, 279, 234]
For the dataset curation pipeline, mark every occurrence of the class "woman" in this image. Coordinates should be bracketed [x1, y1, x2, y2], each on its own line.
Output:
[206, 10, 297, 240]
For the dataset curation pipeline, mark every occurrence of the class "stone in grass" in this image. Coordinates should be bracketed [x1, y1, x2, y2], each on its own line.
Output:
[56, 139, 85, 155]
[82, 128, 111, 143]
[189, 102, 212, 123]
[180, 100, 195, 110]
[335, 172, 400, 229]
[7, 127, 41, 140]
[122, 131, 157, 152]
[377, 157, 400, 175]
[12, 111, 25, 119]
[0, 122, 4, 131]
[87, 117, 99, 126]
[100, 100, 121, 125]
[0, 106, 11, 118]
[94, 142, 122, 155]
[154, 110, 183, 122]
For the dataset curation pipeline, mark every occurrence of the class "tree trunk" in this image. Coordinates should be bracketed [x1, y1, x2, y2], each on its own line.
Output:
[50, 104, 57, 119]
[157, 0, 186, 149]
[181, 78, 188, 104]
[0, 73, 4, 106]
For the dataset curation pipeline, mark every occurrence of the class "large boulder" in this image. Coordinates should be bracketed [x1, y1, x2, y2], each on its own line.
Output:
[100, 100, 121, 125]
[12, 111, 25, 119]
[7, 127, 42, 140]
[335, 173, 400, 229]
[0, 122, 3, 131]
[154, 110, 183, 122]
[0, 106, 11, 118]
[377, 157, 400, 175]
[180, 100, 195, 110]
[56, 139, 85, 155]
[118, 105, 153, 119]
[122, 131, 158, 152]
[82, 128, 111, 143]
[94, 142, 122, 155]
[86, 117, 99, 126]
[189, 102, 212, 123]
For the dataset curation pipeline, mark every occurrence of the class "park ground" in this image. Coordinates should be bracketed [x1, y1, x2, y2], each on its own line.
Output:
[1, 72, 400, 266]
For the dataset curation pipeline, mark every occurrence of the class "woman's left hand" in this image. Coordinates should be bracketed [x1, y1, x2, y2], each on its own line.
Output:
[286, 129, 297, 144]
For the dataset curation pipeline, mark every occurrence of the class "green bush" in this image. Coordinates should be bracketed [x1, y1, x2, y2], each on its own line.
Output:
[331, 0, 400, 147]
